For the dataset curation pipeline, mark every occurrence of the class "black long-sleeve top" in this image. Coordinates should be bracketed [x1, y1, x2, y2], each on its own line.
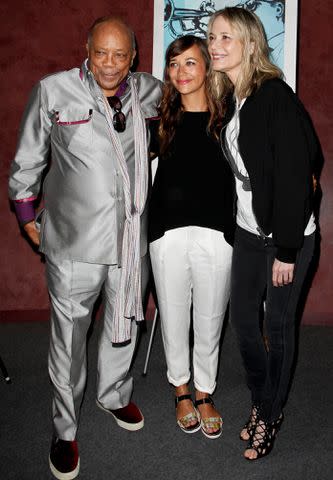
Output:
[149, 111, 235, 245]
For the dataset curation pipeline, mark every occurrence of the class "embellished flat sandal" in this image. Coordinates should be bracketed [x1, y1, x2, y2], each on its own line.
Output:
[195, 397, 223, 439]
[175, 394, 201, 434]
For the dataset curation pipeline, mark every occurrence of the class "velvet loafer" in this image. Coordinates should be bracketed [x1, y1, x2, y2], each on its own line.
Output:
[49, 437, 80, 480]
[96, 400, 144, 431]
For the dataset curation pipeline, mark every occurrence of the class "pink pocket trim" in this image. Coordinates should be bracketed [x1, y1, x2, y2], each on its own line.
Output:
[55, 109, 93, 125]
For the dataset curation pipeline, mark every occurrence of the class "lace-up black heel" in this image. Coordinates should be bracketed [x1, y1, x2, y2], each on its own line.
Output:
[240, 404, 260, 441]
[245, 419, 274, 460]
[271, 412, 284, 435]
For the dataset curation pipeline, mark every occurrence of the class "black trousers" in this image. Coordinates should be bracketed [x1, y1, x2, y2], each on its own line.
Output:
[230, 226, 315, 422]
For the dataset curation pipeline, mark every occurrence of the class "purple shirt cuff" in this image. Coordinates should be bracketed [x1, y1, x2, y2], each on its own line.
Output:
[14, 200, 35, 226]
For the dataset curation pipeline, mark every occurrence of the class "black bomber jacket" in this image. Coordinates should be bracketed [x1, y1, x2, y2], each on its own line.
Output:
[221, 78, 318, 263]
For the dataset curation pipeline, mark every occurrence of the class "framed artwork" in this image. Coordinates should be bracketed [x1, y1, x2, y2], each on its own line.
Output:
[153, 0, 298, 90]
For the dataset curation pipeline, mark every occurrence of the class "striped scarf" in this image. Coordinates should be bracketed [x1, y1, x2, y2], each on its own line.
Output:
[102, 76, 148, 343]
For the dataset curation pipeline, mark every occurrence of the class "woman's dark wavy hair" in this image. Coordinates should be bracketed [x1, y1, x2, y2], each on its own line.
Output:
[159, 35, 224, 155]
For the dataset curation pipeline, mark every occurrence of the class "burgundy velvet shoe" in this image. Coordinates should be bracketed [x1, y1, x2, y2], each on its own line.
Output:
[49, 437, 80, 480]
[96, 400, 144, 431]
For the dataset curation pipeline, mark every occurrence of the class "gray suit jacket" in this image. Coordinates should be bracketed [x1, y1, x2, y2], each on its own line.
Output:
[9, 61, 162, 264]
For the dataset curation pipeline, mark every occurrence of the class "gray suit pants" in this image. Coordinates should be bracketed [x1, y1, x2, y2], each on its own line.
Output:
[46, 255, 148, 441]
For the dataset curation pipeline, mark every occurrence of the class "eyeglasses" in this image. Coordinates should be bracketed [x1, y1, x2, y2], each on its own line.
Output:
[108, 96, 126, 132]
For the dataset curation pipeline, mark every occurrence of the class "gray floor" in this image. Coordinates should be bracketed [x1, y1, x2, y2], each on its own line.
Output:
[0, 319, 332, 480]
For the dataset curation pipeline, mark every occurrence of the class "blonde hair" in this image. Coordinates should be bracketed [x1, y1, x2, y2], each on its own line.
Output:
[207, 7, 282, 100]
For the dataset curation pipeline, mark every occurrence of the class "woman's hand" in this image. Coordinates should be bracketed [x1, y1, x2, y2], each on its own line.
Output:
[272, 259, 294, 287]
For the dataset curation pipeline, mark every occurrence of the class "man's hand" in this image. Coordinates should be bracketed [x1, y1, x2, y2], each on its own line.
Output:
[23, 220, 40, 246]
[272, 259, 294, 287]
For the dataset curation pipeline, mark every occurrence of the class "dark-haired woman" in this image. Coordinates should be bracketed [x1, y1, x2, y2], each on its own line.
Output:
[208, 7, 317, 458]
[149, 35, 234, 439]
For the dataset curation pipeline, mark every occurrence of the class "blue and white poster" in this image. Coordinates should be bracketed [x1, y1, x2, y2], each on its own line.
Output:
[153, 0, 298, 90]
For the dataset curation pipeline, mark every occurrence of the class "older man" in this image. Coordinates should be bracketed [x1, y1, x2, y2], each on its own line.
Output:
[9, 16, 162, 480]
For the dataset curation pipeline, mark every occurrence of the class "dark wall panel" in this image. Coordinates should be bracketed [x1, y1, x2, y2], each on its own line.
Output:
[297, 0, 333, 324]
[0, 0, 154, 313]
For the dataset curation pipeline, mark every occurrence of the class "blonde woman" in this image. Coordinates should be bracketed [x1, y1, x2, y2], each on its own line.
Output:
[208, 7, 318, 459]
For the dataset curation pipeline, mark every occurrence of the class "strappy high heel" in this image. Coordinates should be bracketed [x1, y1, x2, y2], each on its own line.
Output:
[271, 412, 284, 435]
[244, 419, 274, 460]
[240, 404, 260, 441]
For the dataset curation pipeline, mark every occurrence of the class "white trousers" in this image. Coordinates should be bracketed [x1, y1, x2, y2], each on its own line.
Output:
[150, 227, 232, 394]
